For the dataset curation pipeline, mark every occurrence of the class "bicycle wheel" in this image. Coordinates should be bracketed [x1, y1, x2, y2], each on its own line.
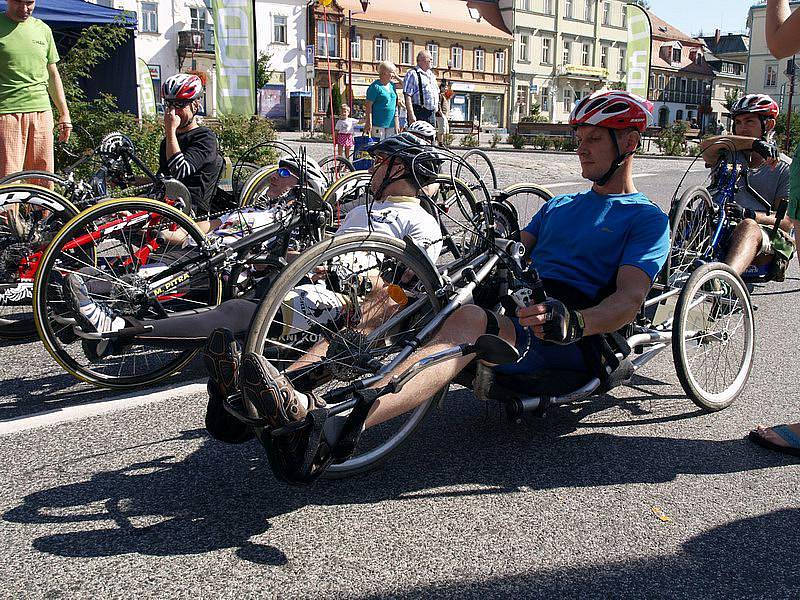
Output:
[322, 170, 372, 226]
[429, 175, 482, 262]
[672, 262, 754, 411]
[244, 232, 445, 478]
[0, 170, 71, 198]
[238, 165, 279, 207]
[34, 197, 222, 389]
[231, 161, 261, 200]
[498, 183, 554, 231]
[319, 155, 355, 185]
[662, 185, 715, 289]
[0, 184, 80, 340]
[455, 149, 498, 192]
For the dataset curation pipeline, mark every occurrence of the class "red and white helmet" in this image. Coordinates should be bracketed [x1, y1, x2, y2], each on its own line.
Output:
[161, 73, 203, 102]
[729, 94, 779, 120]
[569, 90, 654, 133]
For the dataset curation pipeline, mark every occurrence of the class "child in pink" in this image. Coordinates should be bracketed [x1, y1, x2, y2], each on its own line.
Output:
[334, 105, 359, 160]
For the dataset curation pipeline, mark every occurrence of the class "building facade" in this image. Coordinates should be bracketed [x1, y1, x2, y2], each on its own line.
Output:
[310, 0, 513, 129]
[498, 0, 629, 126]
[699, 30, 748, 130]
[747, 2, 800, 114]
[646, 11, 714, 129]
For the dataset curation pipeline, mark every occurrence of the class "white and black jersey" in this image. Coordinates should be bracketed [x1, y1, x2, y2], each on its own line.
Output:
[158, 127, 224, 216]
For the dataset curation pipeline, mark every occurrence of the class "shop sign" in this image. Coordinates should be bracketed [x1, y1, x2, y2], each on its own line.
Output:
[451, 82, 475, 92]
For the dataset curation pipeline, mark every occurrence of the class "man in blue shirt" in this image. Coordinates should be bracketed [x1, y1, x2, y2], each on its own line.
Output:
[214, 91, 670, 481]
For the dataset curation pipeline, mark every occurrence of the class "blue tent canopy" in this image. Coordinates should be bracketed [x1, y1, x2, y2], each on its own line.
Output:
[0, 0, 139, 113]
[0, 0, 136, 27]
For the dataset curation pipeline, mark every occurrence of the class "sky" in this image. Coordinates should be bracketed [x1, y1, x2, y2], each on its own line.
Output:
[647, 0, 757, 38]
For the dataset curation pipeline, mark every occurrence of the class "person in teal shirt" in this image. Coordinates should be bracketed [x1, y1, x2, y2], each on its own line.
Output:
[0, 0, 72, 181]
[365, 61, 399, 140]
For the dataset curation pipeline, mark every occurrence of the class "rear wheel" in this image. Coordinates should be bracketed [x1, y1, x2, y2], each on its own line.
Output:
[0, 184, 80, 340]
[455, 149, 498, 193]
[319, 155, 355, 185]
[238, 165, 279, 207]
[672, 262, 754, 411]
[497, 183, 554, 230]
[244, 232, 445, 477]
[33, 197, 222, 389]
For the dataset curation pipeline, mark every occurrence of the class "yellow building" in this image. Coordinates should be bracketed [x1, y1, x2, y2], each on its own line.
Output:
[312, 0, 513, 129]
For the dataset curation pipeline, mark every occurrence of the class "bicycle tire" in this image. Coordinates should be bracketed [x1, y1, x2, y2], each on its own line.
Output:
[497, 183, 554, 230]
[319, 155, 356, 185]
[455, 149, 498, 191]
[660, 185, 715, 289]
[238, 165, 279, 207]
[0, 184, 81, 340]
[33, 197, 222, 389]
[243, 232, 445, 478]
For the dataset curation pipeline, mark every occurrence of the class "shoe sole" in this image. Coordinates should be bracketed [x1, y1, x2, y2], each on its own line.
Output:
[239, 353, 305, 428]
[202, 328, 239, 398]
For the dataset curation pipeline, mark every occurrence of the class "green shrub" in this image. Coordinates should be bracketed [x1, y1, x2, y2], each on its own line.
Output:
[656, 121, 689, 156]
[527, 135, 548, 150]
[442, 132, 455, 147]
[560, 137, 578, 152]
[490, 132, 501, 148]
[460, 133, 479, 148]
[551, 137, 563, 151]
[208, 114, 277, 164]
[507, 132, 527, 149]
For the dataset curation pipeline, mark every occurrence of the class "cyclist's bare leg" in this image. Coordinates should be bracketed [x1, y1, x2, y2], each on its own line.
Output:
[364, 304, 516, 428]
[724, 218, 762, 274]
[158, 218, 220, 245]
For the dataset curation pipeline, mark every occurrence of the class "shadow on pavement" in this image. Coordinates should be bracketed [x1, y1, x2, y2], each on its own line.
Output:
[3, 398, 789, 565]
[353, 508, 800, 599]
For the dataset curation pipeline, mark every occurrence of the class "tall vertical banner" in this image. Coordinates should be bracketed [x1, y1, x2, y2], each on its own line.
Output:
[625, 3, 652, 100]
[212, 0, 256, 115]
[136, 58, 156, 118]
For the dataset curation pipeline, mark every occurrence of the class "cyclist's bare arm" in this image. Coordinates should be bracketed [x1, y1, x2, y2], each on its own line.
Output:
[700, 135, 759, 166]
[754, 196, 794, 232]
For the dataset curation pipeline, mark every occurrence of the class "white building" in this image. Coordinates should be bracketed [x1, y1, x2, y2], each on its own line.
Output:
[747, 1, 800, 114]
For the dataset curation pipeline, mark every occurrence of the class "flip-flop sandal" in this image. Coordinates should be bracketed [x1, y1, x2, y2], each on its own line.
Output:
[748, 424, 800, 458]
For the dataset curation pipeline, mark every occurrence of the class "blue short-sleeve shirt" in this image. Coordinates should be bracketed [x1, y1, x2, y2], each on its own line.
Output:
[366, 80, 397, 128]
[523, 189, 670, 298]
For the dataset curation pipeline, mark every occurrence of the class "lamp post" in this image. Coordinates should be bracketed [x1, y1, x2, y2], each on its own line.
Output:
[348, 1, 370, 110]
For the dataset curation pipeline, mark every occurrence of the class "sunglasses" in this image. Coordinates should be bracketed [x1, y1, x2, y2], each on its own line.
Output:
[277, 167, 293, 178]
[372, 154, 389, 168]
[165, 100, 192, 109]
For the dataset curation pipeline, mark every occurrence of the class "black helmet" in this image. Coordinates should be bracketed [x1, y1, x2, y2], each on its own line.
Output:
[366, 132, 442, 186]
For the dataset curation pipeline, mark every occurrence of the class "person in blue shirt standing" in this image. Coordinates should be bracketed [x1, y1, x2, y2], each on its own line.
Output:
[210, 90, 671, 481]
[364, 61, 400, 140]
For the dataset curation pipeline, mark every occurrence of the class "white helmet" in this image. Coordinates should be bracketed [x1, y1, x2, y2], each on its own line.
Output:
[161, 73, 203, 102]
[278, 155, 327, 197]
[406, 120, 436, 144]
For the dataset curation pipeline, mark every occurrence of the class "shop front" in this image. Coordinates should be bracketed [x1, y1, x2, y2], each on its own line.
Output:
[448, 82, 507, 129]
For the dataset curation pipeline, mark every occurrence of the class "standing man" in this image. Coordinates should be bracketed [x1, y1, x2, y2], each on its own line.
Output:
[365, 61, 400, 140]
[436, 80, 451, 145]
[403, 49, 438, 126]
[0, 0, 71, 180]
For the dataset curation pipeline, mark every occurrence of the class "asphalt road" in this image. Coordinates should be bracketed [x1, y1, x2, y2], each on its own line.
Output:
[1, 153, 799, 599]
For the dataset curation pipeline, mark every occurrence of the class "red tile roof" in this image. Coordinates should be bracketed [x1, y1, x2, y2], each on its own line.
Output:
[647, 10, 702, 45]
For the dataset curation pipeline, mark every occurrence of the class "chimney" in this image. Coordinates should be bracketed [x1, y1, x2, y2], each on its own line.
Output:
[714, 29, 721, 46]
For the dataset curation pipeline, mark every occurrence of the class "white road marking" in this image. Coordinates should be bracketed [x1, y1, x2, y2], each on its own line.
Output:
[0, 381, 205, 437]
[547, 173, 657, 189]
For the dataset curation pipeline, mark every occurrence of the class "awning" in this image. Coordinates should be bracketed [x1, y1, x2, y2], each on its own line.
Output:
[0, 0, 136, 28]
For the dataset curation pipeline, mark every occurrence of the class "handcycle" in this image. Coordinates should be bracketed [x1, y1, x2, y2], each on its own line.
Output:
[230, 152, 754, 481]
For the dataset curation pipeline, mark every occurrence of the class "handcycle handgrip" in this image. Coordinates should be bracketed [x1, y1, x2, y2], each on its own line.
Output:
[771, 198, 789, 239]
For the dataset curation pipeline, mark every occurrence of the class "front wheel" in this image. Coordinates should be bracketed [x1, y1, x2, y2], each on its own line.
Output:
[662, 185, 715, 289]
[672, 262, 754, 411]
[244, 232, 445, 478]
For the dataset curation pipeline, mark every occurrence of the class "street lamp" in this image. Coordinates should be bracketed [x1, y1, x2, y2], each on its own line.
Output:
[348, 1, 370, 109]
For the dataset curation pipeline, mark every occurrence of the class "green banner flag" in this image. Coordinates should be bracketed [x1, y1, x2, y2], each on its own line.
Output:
[136, 58, 156, 117]
[212, 0, 255, 115]
[626, 3, 652, 100]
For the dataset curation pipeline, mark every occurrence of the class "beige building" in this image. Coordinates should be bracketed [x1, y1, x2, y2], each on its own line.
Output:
[498, 0, 629, 125]
[747, 2, 800, 114]
[311, 0, 513, 129]
[699, 31, 749, 130]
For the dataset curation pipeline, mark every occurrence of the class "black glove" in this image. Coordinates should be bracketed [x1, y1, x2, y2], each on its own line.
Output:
[752, 140, 778, 162]
[540, 298, 585, 346]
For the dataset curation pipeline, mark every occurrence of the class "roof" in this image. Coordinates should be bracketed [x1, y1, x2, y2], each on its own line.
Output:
[338, 0, 512, 41]
[699, 33, 749, 56]
[646, 10, 701, 45]
[0, 0, 136, 28]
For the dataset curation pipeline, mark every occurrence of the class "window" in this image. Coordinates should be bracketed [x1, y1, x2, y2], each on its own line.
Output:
[582, 44, 590, 67]
[272, 15, 287, 44]
[375, 37, 388, 62]
[316, 87, 330, 113]
[544, 0, 553, 14]
[563, 40, 571, 65]
[618, 47, 626, 74]
[190, 7, 206, 32]
[495, 50, 506, 74]
[520, 34, 529, 62]
[584, 0, 592, 22]
[96, 0, 114, 6]
[600, 46, 608, 69]
[676, 109, 684, 121]
[475, 48, 485, 71]
[451, 46, 463, 70]
[468, 7, 481, 20]
[520, 0, 530, 9]
[351, 35, 361, 60]
[541, 87, 550, 111]
[565, 0, 573, 18]
[563, 88, 573, 112]
[765, 64, 778, 87]
[658, 74, 665, 89]
[141, 2, 158, 32]
[400, 40, 413, 65]
[420, 1, 431, 12]
[602, 1, 610, 25]
[427, 43, 439, 67]
[316, 21, 338, 57]
[672, 47, 682, 63]
[516, 86, 528, 111]
[621, 8, 627, 27]
[541, 37, 552, 64]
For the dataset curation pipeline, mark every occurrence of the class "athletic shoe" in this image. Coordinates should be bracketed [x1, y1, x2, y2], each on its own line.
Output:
[63, 273, 126, 337]
[238, 353, 316, 426]
[202, 328, 253, 444]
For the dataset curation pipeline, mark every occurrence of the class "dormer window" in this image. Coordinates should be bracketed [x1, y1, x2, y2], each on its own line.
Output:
[672, 47, 682, 63]
[420, 1, 431, 12]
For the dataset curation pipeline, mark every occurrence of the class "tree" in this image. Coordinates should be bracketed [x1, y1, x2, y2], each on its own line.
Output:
[255, 51, 273, 90]
[630, 0, 651, 9]
[331, 84, 343, 116]
[724, 88, 741, 112]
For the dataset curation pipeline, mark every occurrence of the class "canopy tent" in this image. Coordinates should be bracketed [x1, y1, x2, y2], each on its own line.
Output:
[0, 0, 139, 114]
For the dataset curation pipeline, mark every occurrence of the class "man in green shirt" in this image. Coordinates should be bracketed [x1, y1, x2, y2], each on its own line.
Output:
[0, 0, 71, 181]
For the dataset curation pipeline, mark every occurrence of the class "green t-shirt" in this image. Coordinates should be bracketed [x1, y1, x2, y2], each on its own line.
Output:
[0, 13, 59, 114]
